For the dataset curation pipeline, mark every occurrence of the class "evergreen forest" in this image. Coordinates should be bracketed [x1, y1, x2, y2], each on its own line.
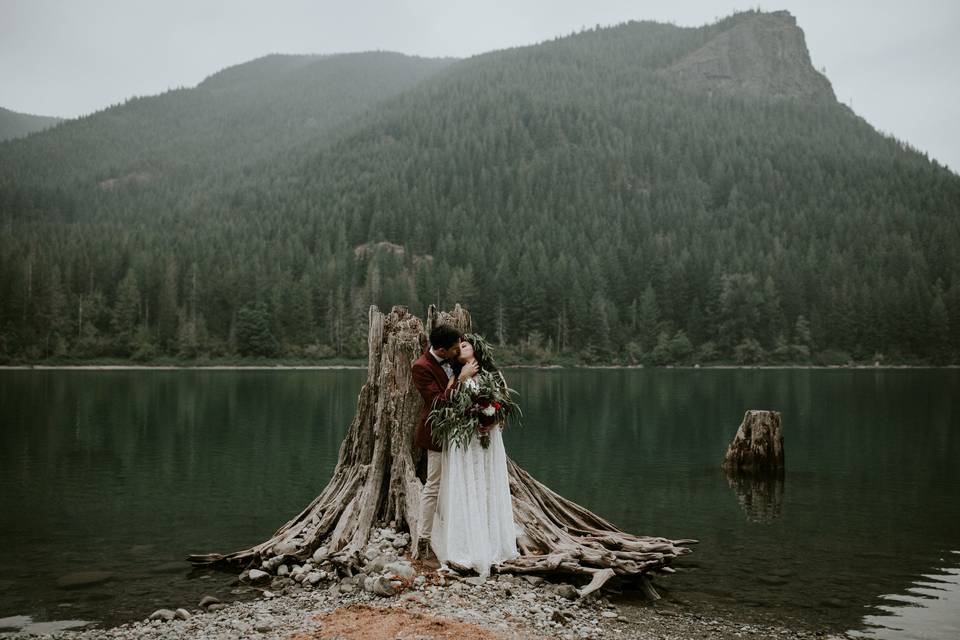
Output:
[1, 11, 958, 366]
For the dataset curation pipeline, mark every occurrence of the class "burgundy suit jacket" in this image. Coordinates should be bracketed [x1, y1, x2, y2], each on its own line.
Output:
[411, 347, 462, 452]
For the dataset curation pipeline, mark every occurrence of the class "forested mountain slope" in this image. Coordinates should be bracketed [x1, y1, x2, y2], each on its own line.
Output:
[0, 106, 62, 142]
[1, 10, 957, 365]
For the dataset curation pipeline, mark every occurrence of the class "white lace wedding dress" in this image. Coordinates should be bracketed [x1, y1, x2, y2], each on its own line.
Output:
[431, 376, 520, 577]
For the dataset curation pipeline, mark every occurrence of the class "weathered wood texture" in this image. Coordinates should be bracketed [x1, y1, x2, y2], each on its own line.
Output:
[722, 409, 785, 473]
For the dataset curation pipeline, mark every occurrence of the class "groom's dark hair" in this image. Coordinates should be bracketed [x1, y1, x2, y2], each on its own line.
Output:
[429, 324, 463, 350]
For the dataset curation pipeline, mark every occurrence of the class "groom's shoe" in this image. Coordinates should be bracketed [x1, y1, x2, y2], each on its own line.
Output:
[416, 538, 440, 570]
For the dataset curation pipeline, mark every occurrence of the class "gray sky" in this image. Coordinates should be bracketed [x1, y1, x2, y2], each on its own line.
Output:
[1, 0, 958, 172]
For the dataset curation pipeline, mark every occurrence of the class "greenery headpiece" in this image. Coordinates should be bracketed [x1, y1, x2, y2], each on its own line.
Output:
[462, 332, 499, 373]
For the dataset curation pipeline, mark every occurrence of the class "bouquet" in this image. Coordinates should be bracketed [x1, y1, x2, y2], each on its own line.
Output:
[427, 369, 521, 450]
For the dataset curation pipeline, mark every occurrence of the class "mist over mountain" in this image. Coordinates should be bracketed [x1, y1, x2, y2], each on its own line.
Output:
[1, 10, 957, 365]
[0, 51, 454, 188]
[0, 106, 63, 143]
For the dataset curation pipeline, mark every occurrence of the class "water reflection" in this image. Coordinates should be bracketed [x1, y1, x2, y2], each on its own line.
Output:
[723, 469, 785, 523]
[0, 368, 957, 637]
[0, 369, 366, 627]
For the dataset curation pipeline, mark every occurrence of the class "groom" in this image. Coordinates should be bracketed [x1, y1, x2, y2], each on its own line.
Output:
[411, 323, 477, 567]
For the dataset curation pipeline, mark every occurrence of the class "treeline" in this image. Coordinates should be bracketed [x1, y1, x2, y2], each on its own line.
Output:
[1, 12, 958, 365]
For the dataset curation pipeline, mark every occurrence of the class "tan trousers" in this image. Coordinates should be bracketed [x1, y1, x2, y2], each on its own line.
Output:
[418, 450, 442, 539]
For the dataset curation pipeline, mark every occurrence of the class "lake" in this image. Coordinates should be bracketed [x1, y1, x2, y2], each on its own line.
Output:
[0, 368, 957, 638]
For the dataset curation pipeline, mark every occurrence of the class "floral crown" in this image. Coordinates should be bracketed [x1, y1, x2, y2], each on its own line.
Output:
[462, 332, 499, 373]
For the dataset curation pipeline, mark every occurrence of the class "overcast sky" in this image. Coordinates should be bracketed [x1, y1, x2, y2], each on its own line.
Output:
[1, 0, 957, 172]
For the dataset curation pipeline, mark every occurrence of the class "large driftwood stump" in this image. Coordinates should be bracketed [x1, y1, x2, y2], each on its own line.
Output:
[187, 304, 696, 597]
[721, 410, 784, 473]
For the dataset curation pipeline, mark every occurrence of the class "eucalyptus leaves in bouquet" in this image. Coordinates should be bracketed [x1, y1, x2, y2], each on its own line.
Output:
[427, 332, 522, 449]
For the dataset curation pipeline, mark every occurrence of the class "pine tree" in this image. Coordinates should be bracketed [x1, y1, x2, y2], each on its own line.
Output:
[637, 284, 660, 352]
[157, 256, 179, 348]
[111, 268, 141, 350]
[236, 302, 279, 357]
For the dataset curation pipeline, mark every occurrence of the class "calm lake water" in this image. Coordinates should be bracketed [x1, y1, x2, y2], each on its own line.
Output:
[0, 368, 958, 637]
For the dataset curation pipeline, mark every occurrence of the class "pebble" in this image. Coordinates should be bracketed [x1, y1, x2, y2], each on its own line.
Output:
[147, 609, 174, 622]
[554, 583, 579, 600]
[25, 525, 847, 640]
[198, 595, 220, 609]
[248, 569, 270, 583]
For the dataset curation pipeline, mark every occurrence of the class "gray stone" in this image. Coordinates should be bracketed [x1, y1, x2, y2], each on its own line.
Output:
[384, 561, 415, 580]
[366, 553, 398, 573]
[248, 569, 270, 583]
[307, 571, 323, 585]
[206, 603, 226, 612]
[148, 609, 175, 622]
[277, 564, 289, 576]
[464, 576, 487, 586]
[523, 575, 545, 586]
[174, 608, 191, 620]
[312, 546, 329, 563]
[369, 576, 399, 597]
[198, 595, 221, 609]
[553, 584, 579, 600]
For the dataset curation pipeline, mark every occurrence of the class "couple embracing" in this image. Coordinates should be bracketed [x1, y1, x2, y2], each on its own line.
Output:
[410, 324, 521, 576]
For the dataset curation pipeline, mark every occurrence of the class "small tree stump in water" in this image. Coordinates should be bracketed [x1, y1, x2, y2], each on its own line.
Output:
[722, 410, 784, 473]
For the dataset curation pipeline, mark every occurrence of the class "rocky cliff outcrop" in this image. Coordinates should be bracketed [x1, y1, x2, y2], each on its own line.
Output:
[661, 11, 835, 101]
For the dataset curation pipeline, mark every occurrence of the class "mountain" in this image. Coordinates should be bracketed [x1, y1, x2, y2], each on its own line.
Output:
[0, 10, 958, 365]
[0, 51, 455, 188]
[0, 106, 62, 142]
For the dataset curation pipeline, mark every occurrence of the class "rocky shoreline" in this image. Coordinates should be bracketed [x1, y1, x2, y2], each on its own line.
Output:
[1, 528, 851, 640]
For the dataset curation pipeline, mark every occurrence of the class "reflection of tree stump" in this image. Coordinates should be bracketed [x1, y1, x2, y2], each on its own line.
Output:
[187, 304, 696, 597]
[722, 410, 784, 473]
[724, 471, 785, 523]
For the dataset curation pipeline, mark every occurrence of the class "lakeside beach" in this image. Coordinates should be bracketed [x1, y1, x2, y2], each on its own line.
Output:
[0, 563, 849, 640]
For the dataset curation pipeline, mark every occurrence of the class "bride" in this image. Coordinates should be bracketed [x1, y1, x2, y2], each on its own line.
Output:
[429, 333, 519, 577]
